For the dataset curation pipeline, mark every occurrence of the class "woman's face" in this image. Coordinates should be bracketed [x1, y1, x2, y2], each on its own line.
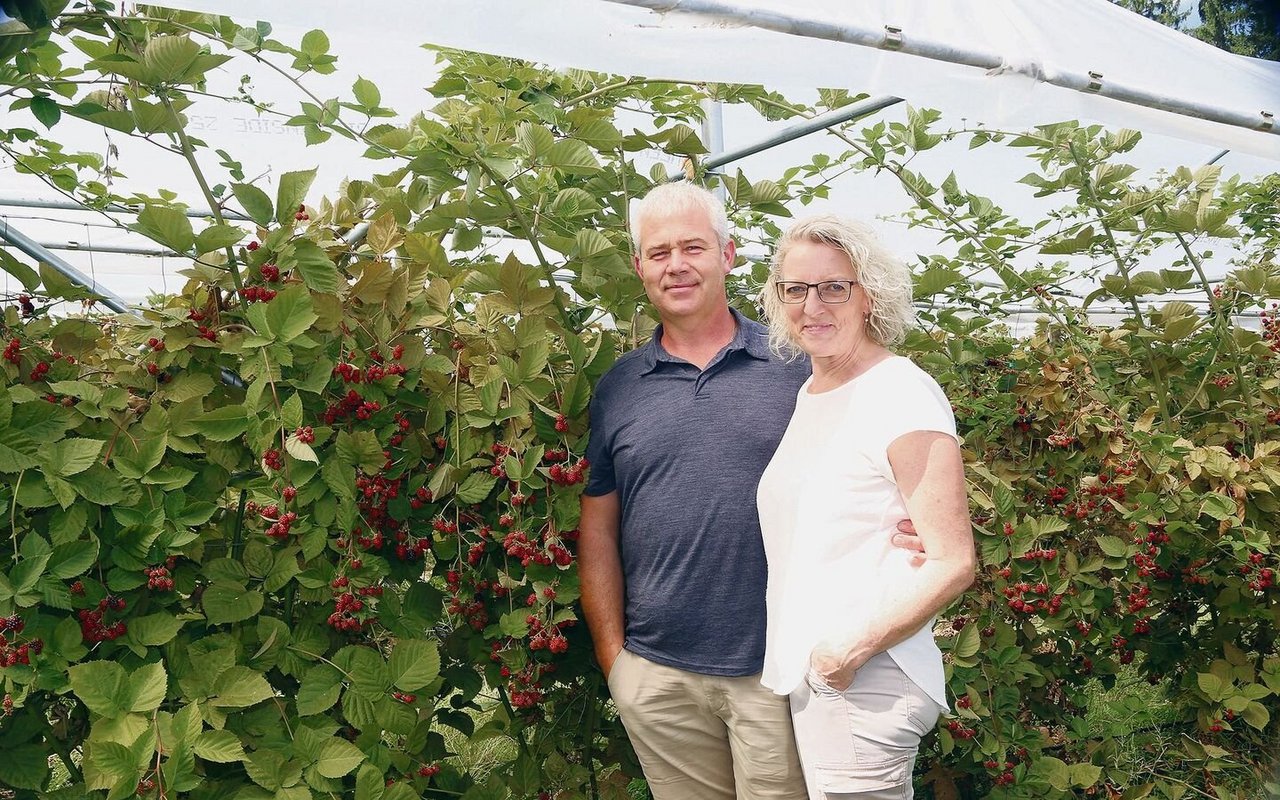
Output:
[780, 241, 873, 361]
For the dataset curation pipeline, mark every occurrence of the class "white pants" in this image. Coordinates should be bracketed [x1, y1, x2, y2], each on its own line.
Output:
[788, 651, 942, 800]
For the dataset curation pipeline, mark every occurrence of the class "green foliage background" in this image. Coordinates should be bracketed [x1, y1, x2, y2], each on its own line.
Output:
[1, 6, 1279, 800]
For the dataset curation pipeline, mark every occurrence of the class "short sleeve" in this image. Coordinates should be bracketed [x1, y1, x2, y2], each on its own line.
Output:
[863, 362, 958, 480]
[583, 390, 616, 496]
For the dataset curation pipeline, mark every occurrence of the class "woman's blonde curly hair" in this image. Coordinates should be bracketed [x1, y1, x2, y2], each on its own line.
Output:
[762, 213, 915, 359]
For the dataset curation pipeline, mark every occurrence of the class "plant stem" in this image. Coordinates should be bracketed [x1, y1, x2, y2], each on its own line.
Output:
[1170, 227, 1258, 444]
[473, 159, 575, 331]
[1067, 141, 1171, 422]
[157, 93, 245, 293]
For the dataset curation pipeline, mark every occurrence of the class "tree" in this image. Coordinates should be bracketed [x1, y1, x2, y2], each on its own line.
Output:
[1194, 0, 1280, 60]
[1112, 0, 1280, 60]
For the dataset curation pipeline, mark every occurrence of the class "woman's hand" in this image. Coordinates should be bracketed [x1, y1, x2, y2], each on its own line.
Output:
[809, 641, 865, 692]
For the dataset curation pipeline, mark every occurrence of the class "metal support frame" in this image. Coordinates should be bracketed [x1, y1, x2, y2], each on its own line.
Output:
[0, 218, 131, 313]
[698, 95, 903, 176]
[0, 195, 252, 222]
[604, 0, 1279, 141]
[0, 218, 245, 388]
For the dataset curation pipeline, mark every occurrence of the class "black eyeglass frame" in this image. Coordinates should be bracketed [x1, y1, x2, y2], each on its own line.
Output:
[774, 279, 860, 304]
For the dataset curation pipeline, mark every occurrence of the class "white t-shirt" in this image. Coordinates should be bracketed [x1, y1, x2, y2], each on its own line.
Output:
[757, 355, 956, 709]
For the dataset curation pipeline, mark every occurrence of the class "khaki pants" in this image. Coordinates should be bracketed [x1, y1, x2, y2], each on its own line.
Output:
[607, 648, 808, 800]
[789, 652, 941, 800]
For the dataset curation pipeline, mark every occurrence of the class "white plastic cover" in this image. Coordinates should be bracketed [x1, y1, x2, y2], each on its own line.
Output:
[157, 0, 1280, 160]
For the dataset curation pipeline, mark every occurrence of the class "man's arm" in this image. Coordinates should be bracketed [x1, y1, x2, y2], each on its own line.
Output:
[579, 491, 626, 678]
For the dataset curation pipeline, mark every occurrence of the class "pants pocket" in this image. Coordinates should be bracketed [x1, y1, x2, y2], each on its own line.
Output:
[816, 756, 912, 795]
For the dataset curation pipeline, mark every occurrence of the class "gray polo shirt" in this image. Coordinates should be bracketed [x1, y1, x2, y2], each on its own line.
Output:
[584, 310, 810, 676]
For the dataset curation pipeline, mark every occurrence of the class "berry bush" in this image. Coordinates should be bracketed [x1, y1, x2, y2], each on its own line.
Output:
[1, 6, 1279, 799]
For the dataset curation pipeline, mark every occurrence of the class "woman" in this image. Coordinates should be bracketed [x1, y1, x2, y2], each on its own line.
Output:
[757, 214, 975, 799]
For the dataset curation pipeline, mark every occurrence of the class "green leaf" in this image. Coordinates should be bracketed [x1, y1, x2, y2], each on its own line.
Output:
[285, 435, 319, 463]
[1242, 701, 1270, 730]
[0, 250, 41, 292]
[143, 35, 202, 82]
[45, 437, 105, 477]
[300, 29, 330, 57]
[1096, 535, 1129, 558]
[952, 623, 980, 660]
[68, 661, 129, 716]
[1199, 493, 1236, 521]
[135, 205, 194, 253]
[233, 183, 274, 226]
[0, 744, 50, 790]
[203, 582, 264, 624]
[191, 405, 250, 441]
[193, 729, 246, 763]
[113, 431, 167, 478]
[335, 430, 384, 474]
[195, 223, 247, 254]
[128, 661, 168, 713]
[286, 239, 342, 293]
[264, 284, 318, 343]
[127, 613, 185, 646]
[0, 430, 40, 472]
[276, 168, 317, 225]
[352, 76, 381, 107]
[47, 536, 99, 579]
[499, 610, 529, 638]
[210, 665, 275, 707]
[91, 741, 140, 782]
[315, 738, 365, 779]
[296, 664, 343, 716]
[30, 96, 61, 129]
[1197, 672, 1229, 701]
[1067, 762, 1102, 788]
[456, 472, 497, 503]
[388, 639, 440, 692]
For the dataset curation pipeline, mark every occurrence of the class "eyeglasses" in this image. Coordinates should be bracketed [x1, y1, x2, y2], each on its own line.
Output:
[775, 280, 859, 304]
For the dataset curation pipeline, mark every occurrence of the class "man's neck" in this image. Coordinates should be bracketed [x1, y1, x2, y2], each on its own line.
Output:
[659, 307, 738, 370]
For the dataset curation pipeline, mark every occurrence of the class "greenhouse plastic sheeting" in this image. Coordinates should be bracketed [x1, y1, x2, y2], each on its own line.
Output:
[156, 0, 1280, 161]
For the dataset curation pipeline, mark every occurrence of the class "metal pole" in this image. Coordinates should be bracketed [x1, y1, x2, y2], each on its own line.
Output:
[604, 0, 1278, 142]
[34, 241, 181, 257]
[0, 219, 245, 389]
[703, 95, 903, 172]
[0, 218, 131, 314]
[0, 195, 253, 221]
[701, 97, 727, 199]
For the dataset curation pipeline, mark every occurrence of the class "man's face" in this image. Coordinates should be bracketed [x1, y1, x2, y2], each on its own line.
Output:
[633, 206, 735, 324]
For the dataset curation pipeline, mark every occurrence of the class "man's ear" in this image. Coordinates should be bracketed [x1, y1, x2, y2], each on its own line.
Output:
[722, 240, 736, 275]
[633, 254, 643, 278]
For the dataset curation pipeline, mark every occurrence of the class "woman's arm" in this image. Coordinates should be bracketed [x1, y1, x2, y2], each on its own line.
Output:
[811, 430, 975, 690]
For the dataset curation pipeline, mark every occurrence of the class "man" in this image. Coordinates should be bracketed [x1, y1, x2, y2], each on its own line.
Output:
[580, 182, 919, 799]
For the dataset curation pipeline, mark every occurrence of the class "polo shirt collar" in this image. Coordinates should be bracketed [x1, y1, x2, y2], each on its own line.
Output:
[639, 308, 771, 374]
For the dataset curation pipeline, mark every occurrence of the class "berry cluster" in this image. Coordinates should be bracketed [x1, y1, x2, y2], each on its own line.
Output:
[145, 565, 174, 591]
[29, 360, 49, 382]
[1001, 581, 1063, 616]
[0, 616, 42, 667]
[326, 592, 368, 632]
[79, 596, 128, 643]
[259, 263, 280, 282]
[196, 325, 218, 342]
[416, 764, 440, 778]
[1262, 303, 1280, 352]
[3, 337, 21, 364]
[943, 719, 976, 740]
[322, 390, 382, 425]
[295, 426, 315, 444]
[17, 294, 35, 317]
[262, 448, 285, 471]
[239, 286, 277, 303]
[2, 694, 11, 715]
[1240, 551, 1275, 593]
[294, 204, 309, 222]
